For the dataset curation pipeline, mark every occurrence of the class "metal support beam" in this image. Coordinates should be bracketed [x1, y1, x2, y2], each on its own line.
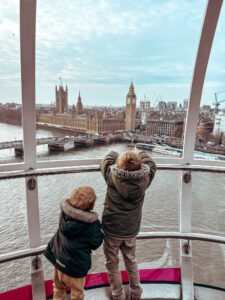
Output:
[20, 0, 45, 299]
[20, 0, 37, 169]
[1, 162, 225, 181]
[182, 0, 223, 164]
[180, 171, 194, 300]
[180, 1, 223, 298]
[1, 232, 225, 264]
[25, 176, 46, 300]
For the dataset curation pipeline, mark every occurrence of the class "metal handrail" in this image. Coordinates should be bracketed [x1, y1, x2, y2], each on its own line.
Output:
[1, 163, 225, 180]
[1, 231, 224, 264]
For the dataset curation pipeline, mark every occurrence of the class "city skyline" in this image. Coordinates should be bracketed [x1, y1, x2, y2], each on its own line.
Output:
[0, 0, 225, 107]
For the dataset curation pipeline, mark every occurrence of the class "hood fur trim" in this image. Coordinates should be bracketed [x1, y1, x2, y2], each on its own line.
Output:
[111, 164, 150, 179]
[60, 199, 98, 223]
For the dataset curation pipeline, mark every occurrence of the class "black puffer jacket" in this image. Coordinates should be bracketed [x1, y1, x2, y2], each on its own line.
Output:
[44, 199, 104, 278]
[100, 150, 157, 238]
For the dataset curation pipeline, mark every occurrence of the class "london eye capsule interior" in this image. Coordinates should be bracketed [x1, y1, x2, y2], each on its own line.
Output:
[0, 0, 225, 300]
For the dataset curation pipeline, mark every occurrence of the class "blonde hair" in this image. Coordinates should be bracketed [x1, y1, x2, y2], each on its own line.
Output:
[70, 186, 96, 211]
[117, 151, 141, 171]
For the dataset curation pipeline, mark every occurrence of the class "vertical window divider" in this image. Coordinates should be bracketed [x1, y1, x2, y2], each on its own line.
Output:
[20, 0, 45, 299]
[179, 1, 223, 299]
[182, 0, 223, 165]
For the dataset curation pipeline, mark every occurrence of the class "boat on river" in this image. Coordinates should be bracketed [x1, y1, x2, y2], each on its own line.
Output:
[128, 143, 154, 151]
[152, 146, 223, 160]
[152, 146, 182, 157]
[193, 151, 221, 160]
[0, 1, 225, 300]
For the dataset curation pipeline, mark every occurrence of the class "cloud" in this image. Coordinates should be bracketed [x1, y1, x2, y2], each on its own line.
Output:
[0, 0, 224, 106]
[36, 0, 141, 47]
[203, 81, 225, 88]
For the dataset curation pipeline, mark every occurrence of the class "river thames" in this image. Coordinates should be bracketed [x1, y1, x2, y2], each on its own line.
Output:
[0, 122, 224, 293]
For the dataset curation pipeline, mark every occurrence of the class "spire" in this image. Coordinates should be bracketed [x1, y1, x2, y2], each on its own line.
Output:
[76, 91, 83, 115]
[130, 79, 134, 89]
[128, 80, 136, 97]
[78, 91, 81, 102]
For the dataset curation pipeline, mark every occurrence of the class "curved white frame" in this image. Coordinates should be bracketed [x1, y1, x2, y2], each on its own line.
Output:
[0, 0, 224, 299]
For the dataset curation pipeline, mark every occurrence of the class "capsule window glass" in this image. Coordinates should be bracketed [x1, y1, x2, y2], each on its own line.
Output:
[191, 172, 225, 289]
[0, 1, 23, 164]
[0, 178, 29, 292]
[193, 2, 225, 162]
[39, 172, 107, 279]
[139, 169, 180, 270]
[35, 0, 205, 163]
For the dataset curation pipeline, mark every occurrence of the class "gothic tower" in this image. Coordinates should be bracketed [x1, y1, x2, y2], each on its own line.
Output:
[125, 81, 136, 131]
[55, 85, 68, 113]
[76, 91, 83, 115]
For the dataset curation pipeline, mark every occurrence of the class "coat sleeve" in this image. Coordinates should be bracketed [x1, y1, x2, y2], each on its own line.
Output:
[100, 151, 118, 181]
[138, 150, 157, 184]
[89, 220, 104, 250]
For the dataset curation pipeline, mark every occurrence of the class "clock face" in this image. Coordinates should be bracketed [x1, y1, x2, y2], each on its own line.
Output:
[132, 99, 135, 104]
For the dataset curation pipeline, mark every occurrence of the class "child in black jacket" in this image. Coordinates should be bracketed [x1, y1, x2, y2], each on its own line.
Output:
[44, 186, 104, 300]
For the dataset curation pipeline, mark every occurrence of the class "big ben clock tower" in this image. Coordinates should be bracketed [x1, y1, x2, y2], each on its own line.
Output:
[125, 81, 136, 131]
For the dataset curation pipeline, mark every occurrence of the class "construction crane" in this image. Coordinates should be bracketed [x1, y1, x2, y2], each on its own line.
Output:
[214, 91, 225, 114]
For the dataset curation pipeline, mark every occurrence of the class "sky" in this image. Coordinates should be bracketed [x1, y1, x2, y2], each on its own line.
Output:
[0, 0, 225, 108]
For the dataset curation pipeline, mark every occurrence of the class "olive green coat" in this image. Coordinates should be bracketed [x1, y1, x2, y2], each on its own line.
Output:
[100, 150, 157, 238]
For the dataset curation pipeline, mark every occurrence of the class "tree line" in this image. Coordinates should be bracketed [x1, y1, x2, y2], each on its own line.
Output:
[0, 107, 22, 124]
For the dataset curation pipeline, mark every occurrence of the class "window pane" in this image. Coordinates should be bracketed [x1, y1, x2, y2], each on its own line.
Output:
[35, 0, 205, 162]
[192, 172, 225, 289]
[0, 1, 23, 164]
[0, 258, 30, 293]
[0, 178, 29, 292]
[193, 2, 225, 161]
[40, 169, 180, 280]
[139, 170, 180, 270]
[40, 172, 107, 279]
[193, 242, 225, 290]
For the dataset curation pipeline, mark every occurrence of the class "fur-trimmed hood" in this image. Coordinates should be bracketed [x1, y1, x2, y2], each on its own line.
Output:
[111, 164, 150, 179]
[60, 199, 98, 223]
[110, 163, 150, 200]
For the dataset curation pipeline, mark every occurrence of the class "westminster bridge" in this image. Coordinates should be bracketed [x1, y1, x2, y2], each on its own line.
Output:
[0, 134, 150, 156]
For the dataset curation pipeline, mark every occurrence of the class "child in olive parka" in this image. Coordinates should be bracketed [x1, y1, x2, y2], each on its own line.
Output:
[44, 186, 104, 300]
[100, 149, 156, 300]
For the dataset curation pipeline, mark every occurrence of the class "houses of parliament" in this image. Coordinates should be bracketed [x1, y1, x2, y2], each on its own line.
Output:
[38, 82, 136, 134]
